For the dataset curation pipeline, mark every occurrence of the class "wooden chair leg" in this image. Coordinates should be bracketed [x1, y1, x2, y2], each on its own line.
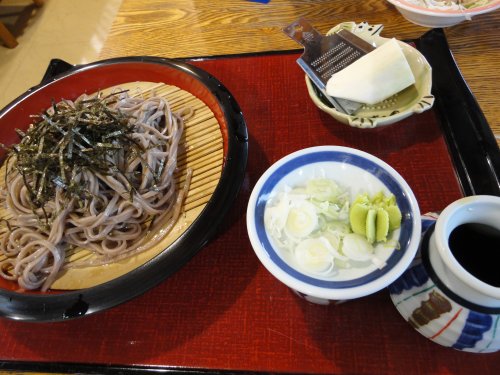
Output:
[0, 21, 18, 48]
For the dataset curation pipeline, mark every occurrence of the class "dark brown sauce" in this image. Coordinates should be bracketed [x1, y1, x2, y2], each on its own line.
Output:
[448, 223, 500, 288]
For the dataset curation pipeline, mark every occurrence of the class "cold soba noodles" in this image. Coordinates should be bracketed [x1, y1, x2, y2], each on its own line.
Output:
[0, 88, 192, 291]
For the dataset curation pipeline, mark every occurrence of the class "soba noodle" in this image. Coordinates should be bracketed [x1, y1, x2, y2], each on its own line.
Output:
[0, 89, 191, 291]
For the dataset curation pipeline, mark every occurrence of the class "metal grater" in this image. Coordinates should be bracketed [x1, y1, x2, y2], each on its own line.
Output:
[283, 18, 375, 114]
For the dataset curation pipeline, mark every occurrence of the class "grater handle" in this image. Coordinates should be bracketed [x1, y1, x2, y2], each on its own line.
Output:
[282, 18, 323, 47]
[283, 18, 375, 115]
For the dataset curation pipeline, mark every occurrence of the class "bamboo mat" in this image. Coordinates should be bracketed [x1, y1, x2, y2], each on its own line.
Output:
[0, 82, 224, 290]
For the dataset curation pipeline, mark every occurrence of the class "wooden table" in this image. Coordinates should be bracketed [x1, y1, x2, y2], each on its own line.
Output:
[1, 1, 499, 374]
[99, 0, 500, 143]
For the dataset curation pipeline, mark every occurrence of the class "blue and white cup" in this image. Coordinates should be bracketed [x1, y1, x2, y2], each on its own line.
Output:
[389, 196, 500, 353]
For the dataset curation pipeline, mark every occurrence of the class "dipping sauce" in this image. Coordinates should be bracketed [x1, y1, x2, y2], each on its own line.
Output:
[448, 223, 500, 287]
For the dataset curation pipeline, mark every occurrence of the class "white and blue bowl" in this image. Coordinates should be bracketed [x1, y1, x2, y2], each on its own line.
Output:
[246, 146, 421, 304]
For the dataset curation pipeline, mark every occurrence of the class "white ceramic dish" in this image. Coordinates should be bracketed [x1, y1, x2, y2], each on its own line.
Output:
[306, 22, 434, 129]
[247, 146, 421, 304]
[387, 0, 500, 28]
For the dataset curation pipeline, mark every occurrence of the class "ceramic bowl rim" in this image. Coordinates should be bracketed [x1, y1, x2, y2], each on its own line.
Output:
[246, 146, 422, 300]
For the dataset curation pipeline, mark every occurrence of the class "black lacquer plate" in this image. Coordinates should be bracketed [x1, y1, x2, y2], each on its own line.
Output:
[0, 57, 248, 322]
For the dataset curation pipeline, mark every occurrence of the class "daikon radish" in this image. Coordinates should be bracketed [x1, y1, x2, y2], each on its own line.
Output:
[325, 38, 415, 105]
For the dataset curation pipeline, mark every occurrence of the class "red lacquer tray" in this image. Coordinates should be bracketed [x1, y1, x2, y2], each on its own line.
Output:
[0, 29, 499, 374]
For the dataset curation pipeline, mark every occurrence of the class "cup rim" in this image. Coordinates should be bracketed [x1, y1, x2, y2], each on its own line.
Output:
[434, 195, 500, 298]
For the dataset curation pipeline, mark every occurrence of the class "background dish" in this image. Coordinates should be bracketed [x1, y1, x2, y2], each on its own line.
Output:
[247, 146, 421, 302]
[387, 0, 500, 27]
[0, 57, 248, 321]
[306, 22, 434, 128]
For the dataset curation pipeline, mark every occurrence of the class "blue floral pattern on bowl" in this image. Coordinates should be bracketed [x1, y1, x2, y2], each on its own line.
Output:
[389, 215, 500, 353]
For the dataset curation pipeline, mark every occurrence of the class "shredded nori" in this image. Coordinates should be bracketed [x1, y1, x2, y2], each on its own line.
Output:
[5, 94, 145, 214]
